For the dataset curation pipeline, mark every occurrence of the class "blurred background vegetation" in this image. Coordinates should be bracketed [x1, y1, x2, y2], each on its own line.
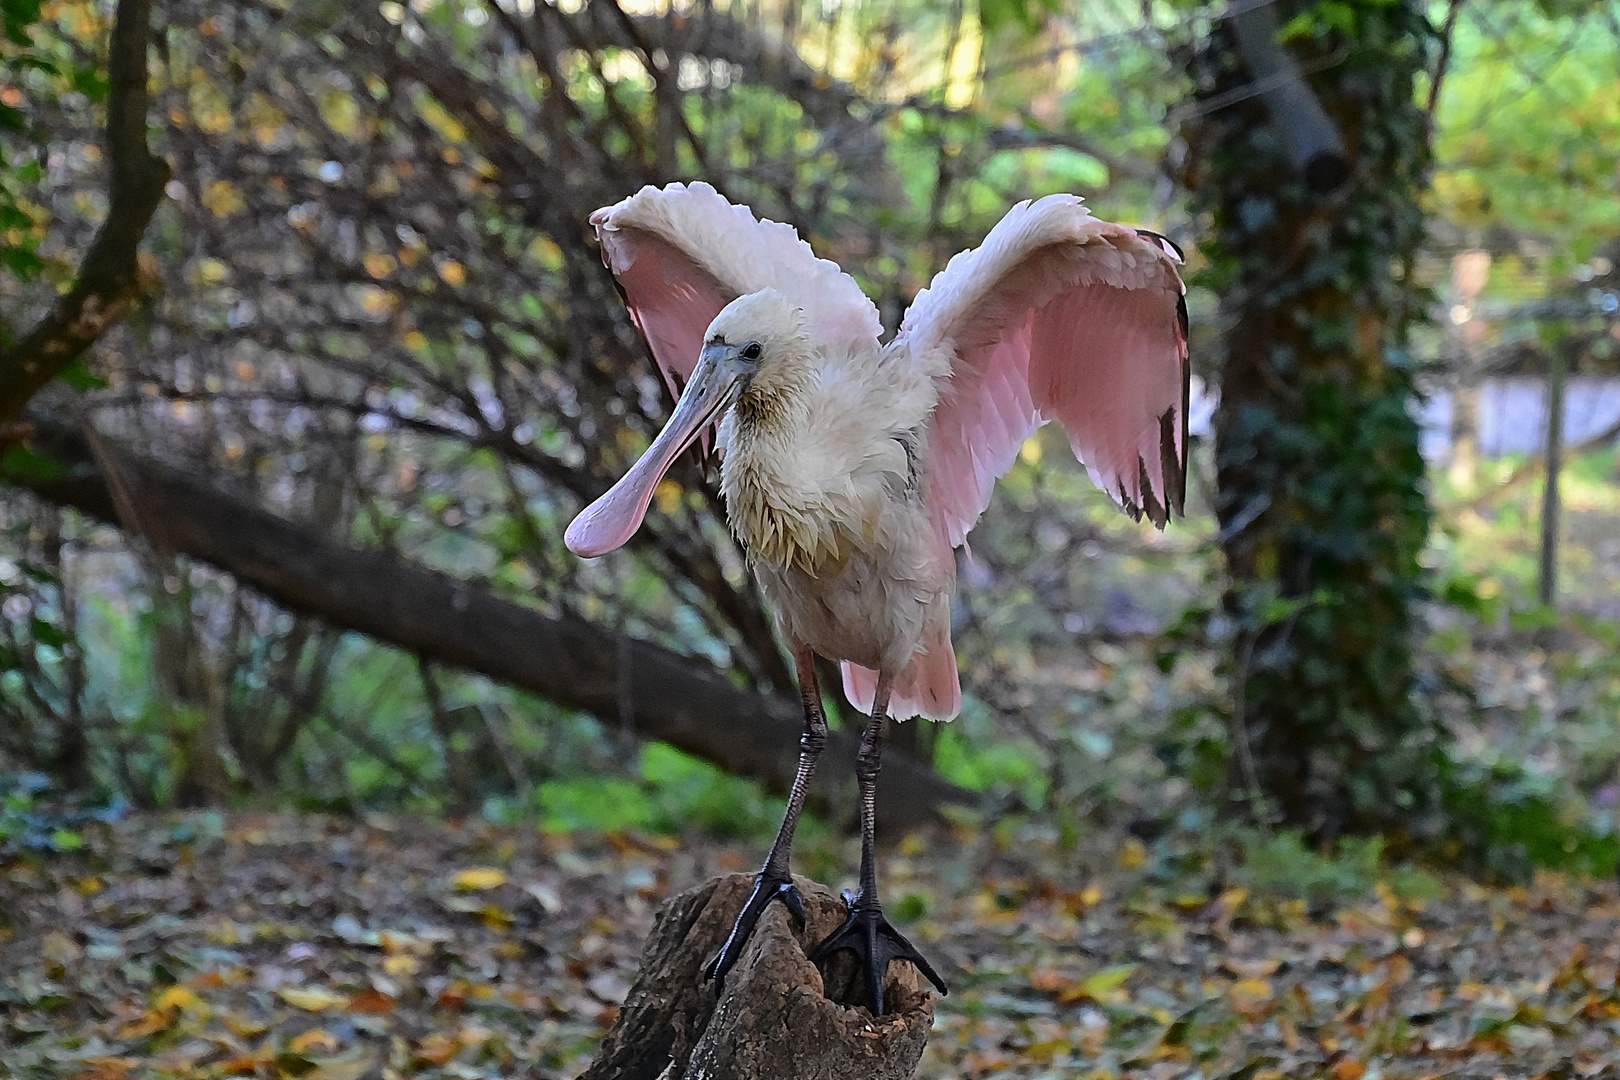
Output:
[2, 0, 1619, 883]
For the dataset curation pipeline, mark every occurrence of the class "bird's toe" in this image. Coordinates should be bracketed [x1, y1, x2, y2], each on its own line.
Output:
[810, 890, 948, 1015]
[704, 870, 806, 987]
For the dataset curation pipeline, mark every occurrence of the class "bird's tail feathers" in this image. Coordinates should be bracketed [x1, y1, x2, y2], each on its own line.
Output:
[841, 631, 961, 723]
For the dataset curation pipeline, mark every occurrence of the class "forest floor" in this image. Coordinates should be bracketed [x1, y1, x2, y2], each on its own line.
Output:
[4, 811, 1620, 1080]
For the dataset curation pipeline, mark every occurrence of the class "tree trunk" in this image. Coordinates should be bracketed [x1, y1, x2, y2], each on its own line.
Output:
[38, 507, 93, 790]
[1538, 338, 1566, 609]
[1181, 1, 1440, 834]
[149, 557, 232, 807]
[583, 874, 934, 1080]
[0, 0, 169, 423]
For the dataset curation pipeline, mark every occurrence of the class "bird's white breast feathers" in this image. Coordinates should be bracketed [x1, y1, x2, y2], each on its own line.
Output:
[718, 343, 935, 574]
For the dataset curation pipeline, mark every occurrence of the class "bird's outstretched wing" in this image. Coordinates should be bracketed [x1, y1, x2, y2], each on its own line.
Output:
[591, 182, 884, 407]
[899, 194, 1189, 549]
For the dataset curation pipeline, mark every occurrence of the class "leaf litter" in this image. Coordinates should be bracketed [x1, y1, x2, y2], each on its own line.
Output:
[3, 811, 1620, 1079]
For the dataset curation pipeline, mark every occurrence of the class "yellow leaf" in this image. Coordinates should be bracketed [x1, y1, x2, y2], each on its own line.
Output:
[154, 985, 203, 1012]
[279, 986, 349, 1012]
[452, 867, 507, 891]
[290, 1028, 339, 1054]
[1058, 963, 1136, 1005]
[201, 180, 244, 217]
[402, 330, 427, 351]
[191, 258, 230, 285]
[64, 6, 102, 36]
[478, 904, 515, 930]
[527, 235, 564, 270]
[1080, 963, 1135, 996]
[356, 285, 396, 316]
[1063, 885, 1103, 915]
[1229, 977, 1274, 1016]
[363, 251, 396, 279]
[437, 259, 467, 287]
[655, 479, 682, 515]
[382, 953, 421, 978]
[1119, 838, 1148, 869]
[118, 1010, 174, 1039]
[1212, 886, 1249, 920]
[318, 91, 360, 137]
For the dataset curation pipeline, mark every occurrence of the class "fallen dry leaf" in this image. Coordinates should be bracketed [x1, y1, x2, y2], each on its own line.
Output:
[278, 986, 349, 1012]
[451, 866, 508, 891]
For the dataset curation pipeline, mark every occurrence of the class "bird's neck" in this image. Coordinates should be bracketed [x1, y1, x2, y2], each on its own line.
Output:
[718, 361, 839, 573]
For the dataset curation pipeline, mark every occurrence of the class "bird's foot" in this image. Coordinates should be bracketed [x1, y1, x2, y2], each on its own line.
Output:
[704, 870, 807, 986]
[810, 887, 948, 1016]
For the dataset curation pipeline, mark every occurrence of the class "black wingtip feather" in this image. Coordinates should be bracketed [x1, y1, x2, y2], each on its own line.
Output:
[1135, 228, 1186, 263]
[1139, 457, 1168, 529]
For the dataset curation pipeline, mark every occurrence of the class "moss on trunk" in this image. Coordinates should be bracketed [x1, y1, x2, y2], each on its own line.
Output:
[1183, 1, 1442, 834]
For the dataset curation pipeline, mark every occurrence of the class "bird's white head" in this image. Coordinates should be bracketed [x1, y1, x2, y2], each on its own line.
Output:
[564, 288, 809, 558]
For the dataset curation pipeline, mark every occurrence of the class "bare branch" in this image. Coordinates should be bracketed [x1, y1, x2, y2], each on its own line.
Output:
[0, 0, 170, 422]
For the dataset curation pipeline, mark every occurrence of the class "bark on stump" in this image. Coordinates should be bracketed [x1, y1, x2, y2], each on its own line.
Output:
[580, 873, 935, 1080]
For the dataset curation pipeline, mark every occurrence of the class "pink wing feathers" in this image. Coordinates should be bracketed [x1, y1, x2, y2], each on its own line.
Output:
[842, 195, 1188, 723]
[591, 181, 884, 407]
[595, 186, 1185, 725]
[905, 194, 1189, 546]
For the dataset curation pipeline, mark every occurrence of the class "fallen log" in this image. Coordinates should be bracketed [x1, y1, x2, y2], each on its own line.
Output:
[4, 414, 978, 830]
[582, 873, 934, 1080]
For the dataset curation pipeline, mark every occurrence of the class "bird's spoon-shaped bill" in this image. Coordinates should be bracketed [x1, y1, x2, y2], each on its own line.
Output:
[564, 348, 740, 558]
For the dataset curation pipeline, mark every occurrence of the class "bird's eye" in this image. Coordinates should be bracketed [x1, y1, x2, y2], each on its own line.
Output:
[740, 341, 763, 362]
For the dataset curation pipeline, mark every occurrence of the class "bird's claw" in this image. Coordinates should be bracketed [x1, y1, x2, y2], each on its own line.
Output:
[704, 871, 806, 986]
[810, 887, 948, 1016]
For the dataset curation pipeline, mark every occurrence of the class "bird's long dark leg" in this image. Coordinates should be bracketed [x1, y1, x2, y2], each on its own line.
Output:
[704, 645, 827, 986]
[810, 676, 948, 1015]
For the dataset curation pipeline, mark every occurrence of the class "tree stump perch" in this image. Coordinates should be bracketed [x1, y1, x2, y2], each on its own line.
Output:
[581, 873, 935, 1080]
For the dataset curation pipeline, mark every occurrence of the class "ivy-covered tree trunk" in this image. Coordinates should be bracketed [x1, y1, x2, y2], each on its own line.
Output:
[1183, 2, 1440, 834]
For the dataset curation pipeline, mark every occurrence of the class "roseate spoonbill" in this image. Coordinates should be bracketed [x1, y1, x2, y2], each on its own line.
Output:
[565, 182, 1188, 1014]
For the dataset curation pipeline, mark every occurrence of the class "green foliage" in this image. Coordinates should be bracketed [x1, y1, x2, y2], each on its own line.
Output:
[637, 742, 790, 839]
[1437, 753, 1620, 881]
[0, 770, 117, 859]
[532, 775, 655, 834]
[1234, 828, 1442, 908]
[933, 710, 1050, 808]
[508, 742, 793, 843]
[0, 444, 66, 484]
[1430, 4, 1620, 264]
[0, 0, 56, 292]
[979, 0, 1061, 37]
